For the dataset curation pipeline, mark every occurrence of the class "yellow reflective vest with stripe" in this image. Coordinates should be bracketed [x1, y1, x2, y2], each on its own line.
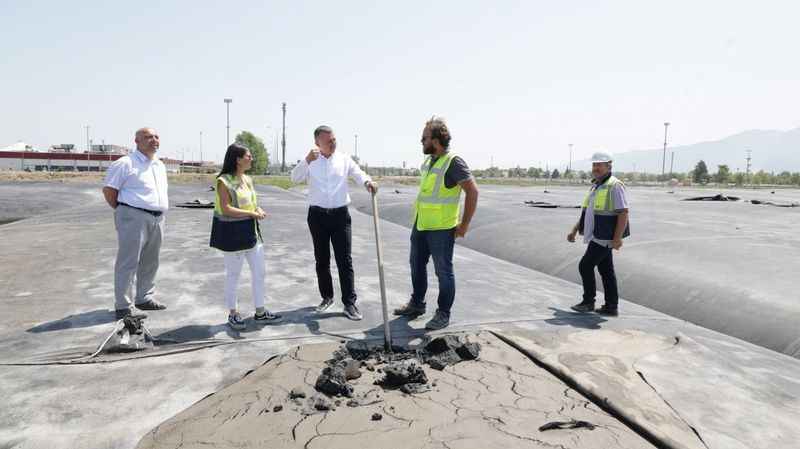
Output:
[580, 175, 630, 240]
[214, 174, 258, 218]
[413, 152, 462, 231]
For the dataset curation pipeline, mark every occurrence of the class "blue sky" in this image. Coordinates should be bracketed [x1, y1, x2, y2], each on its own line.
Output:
[2, 0, 799, 170]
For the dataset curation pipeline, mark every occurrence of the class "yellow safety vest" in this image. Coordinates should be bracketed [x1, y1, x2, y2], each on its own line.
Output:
[413, 152, 462, 231]
[581, 175, 629, 240]
[214, 174, 258, 219]
[582, 175, 622, 213]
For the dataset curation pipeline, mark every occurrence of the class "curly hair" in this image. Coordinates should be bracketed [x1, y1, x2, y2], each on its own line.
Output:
[425, 116, 451, 149]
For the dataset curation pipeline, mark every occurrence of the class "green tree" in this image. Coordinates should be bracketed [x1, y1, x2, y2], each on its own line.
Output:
[692, 160, 709, 184]
[234, 131, 269, 175]
[714, 165, 731, 184]
[752, 170, 769, 185]
[551, 168, 560, 179]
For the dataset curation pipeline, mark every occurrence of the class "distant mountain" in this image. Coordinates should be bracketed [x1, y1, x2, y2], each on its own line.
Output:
[579, 127, 800, 174]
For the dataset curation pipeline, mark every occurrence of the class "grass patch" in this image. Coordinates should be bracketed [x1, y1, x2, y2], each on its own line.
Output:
[251, 176, 296, 189]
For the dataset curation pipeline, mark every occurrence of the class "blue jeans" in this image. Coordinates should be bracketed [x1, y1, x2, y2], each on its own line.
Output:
[410, 226, 455, 316]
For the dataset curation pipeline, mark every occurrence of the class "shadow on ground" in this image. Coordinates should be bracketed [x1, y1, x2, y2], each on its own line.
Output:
[544, 307, 607, 330]
[27, 309, 117, 333]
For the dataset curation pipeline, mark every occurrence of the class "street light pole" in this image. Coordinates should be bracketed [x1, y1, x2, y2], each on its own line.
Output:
[745, 149, 752, 188]
[224, 98, 233, 146]
[85, 125, 90, 173]
[199, 131, 203, 165]
[669, 151, 675, 177]
[281, 102, 287, 172]
[355, 134, 358, 159]
[568, 143, 573, 179]
[662, 122, 670, 178]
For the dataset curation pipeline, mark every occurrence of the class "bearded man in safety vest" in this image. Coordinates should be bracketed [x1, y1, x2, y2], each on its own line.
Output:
[567, 152, 630, 317]
[393, 116, 479, 330]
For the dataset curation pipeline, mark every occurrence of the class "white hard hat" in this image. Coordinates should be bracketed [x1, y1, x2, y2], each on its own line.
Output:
[591, 152, 613, 163]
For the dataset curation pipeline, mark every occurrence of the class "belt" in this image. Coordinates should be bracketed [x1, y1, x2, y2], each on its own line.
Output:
[118, 202, 163, 217]
[310, 205, 347, 214]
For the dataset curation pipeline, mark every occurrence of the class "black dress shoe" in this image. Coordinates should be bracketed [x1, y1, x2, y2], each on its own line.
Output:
[595, 305, 619, 317]
[135, 299, 167, 311]
[393, 301, 425, 317]
[570, 301, 595, 313]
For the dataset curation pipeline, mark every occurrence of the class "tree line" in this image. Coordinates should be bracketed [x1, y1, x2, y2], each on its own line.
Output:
[472, 161, 800, 186]
[230, 132, 800, 187]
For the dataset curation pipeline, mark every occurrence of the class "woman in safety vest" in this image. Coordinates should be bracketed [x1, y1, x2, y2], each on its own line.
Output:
[210, 143, 282, 330]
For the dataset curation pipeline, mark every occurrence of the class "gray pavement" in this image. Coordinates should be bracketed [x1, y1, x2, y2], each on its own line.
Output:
[0, 183, 799, 448]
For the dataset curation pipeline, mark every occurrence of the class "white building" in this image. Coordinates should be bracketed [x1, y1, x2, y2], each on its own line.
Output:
[0, 150, 181, 172]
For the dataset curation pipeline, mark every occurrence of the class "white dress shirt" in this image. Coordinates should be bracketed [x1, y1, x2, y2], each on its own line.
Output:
[291, 151, 371, 209]
[104, 150, 169, 211]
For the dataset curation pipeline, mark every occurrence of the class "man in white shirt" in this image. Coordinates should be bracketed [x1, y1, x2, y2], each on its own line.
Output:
[291, 125, 377, 320]
[102, 127, 169, 319]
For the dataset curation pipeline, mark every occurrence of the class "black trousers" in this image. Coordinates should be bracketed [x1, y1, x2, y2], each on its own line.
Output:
[578, 241, 619, 308]
[307, 206, 356, 305]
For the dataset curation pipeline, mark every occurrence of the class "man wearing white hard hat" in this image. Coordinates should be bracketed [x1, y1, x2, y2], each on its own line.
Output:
[566, 152, 629, 316]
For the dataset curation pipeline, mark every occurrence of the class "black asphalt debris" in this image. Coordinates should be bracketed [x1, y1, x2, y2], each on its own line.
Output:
[682, 194, 741, 201]
[378, 360, 428, 388]
[311, 394, 333, 411]
[421, 335, 482, 370]
[174, 199, 214, 208]
[400, 383, 431, 394]
[289, 387, 306, 399]
[539, 420, 596, 432]
[750, 199, 799, 207]
[314, 362, 355, 397]
[312, 335, 482, 401]
[524, 200, 580, 209]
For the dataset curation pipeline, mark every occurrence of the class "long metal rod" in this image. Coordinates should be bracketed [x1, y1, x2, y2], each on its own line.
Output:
[370, 191, 392, 351]
[662, 122, 669, 177]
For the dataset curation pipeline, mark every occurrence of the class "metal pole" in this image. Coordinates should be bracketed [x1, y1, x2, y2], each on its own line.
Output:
[281, 102, 286, 172]
[662, 122, 670, 178]
[370, 191, 392, 351]
[224, 98, 232, 146]
[545, 162, 550, 192]
[85, 125, 90, 173]
[745, 149, 752, 188]
[199, 131, 203, 166]
[354, 134, 358, 159]
[568, 143, 573, 173]
[669, 151, 674, 177]
[568, 143, 573, 183]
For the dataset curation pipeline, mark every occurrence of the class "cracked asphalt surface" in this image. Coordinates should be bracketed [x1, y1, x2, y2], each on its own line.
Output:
[136, 332, 657, 449]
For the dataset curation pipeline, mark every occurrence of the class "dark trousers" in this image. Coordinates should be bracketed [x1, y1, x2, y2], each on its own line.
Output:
[307, 206, 356, 305]
[578, 241, 619, 308]
[410, 226, 456, 317]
